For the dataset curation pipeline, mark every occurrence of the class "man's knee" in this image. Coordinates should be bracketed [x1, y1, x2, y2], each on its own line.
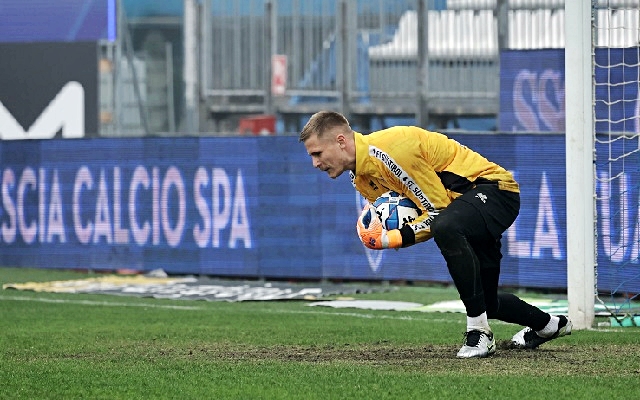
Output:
[431, 212, 455, 240]
[432, 212, 466, 245]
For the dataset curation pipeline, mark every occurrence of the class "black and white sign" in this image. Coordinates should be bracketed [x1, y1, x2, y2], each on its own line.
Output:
[0, 42, 98, 139]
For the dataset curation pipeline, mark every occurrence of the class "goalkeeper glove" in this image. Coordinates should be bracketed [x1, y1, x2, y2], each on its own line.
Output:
[356, 203, 402, 250]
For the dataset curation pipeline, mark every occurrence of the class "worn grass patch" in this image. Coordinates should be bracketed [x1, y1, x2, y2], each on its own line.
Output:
[61, 340, 635, 377]
[1, 267, 639, 399]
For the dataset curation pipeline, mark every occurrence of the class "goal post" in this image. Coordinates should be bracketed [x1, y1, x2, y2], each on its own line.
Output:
[567, 0, 640, 329]
[565, 1, 596, 330]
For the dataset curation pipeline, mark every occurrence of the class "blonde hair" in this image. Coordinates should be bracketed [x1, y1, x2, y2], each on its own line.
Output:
[299, 111, 351, 142]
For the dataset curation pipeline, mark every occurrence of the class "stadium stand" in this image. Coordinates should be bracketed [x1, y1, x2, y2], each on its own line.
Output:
[117, 0, 640, 134]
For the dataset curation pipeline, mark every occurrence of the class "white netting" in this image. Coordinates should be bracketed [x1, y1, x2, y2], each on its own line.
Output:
[593, 0, 640, 321]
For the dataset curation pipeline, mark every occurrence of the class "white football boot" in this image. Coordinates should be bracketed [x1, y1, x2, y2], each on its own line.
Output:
[456, 330, 496, 359]
[511, 315, 572, 349]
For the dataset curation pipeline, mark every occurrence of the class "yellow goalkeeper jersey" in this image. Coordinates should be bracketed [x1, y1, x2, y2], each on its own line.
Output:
[350, 126, 519, 243]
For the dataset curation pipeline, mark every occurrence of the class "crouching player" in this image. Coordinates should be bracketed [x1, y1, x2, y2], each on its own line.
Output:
[300, 111, 572, 358]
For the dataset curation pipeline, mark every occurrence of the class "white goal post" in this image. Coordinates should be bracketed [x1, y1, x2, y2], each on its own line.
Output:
[567, 0, 640, 329]
[565, 1, 596, 330]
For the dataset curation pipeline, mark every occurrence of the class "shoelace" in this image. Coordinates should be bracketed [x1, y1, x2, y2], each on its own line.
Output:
[463, 330, 482, 347]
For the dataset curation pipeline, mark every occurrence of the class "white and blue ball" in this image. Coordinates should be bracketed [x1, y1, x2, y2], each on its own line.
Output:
[372, 191, 422, 230]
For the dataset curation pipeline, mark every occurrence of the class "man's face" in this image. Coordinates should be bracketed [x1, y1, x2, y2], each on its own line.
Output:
[304, 129, 348, 179]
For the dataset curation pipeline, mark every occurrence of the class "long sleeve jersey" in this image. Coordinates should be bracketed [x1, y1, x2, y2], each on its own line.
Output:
[349, 126, 519, 244]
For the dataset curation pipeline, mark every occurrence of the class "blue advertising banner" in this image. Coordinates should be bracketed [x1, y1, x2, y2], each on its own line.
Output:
[0, 138, 259, 276]
[499, 49, 566, 132]
[500, 48, 640, 134]
[0, 0, 115, 43]
[0, 135, 638, 293]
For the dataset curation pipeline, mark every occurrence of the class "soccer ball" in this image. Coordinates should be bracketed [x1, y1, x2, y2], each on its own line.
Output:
[372, 191, 422, 230]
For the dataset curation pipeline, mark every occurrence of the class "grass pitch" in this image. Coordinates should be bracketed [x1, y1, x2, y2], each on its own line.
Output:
[0, 267, 638, 400]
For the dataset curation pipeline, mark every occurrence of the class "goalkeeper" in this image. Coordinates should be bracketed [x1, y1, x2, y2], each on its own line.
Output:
[299, 111, 572, 359]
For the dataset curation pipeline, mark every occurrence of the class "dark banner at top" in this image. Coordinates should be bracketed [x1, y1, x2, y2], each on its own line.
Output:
[0, 0, 115, 43]
[0, 42, 98, 139]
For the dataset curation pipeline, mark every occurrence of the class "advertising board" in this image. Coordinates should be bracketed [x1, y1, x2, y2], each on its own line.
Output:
[0, 42, 98, 139]
[0, 135, 637, 293]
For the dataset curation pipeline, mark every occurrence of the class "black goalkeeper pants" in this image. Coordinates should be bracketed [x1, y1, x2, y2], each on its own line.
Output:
[431, 184, 550, 331]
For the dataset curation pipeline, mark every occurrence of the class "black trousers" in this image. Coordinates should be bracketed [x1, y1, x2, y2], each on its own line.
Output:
[431, 184, 550, 330]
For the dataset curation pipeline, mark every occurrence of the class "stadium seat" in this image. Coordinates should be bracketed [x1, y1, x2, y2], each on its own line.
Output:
[368, 9, 498, 59]
[596, 8, 640, 48]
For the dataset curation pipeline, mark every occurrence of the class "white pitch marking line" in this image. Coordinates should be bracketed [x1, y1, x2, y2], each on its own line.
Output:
[0, 295, 205, 310]
[268, 308, 525, 326]
[0, 296, 434, 320]
[0, 296, 566, 327]
[265, 308, 468, 323]
[0, 295, 459, 321]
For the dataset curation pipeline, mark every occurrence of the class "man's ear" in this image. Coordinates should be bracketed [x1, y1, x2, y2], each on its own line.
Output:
[336, 133, 346, 148]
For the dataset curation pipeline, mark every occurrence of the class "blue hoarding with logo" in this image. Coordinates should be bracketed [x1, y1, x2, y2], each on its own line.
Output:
[500, 48, 640, 134]
[500, 49, 566, 132]
[0, 135, 638, 293]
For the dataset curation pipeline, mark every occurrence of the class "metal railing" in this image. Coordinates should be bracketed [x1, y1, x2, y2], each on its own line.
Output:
[203, 0, 505, 131]
[111, 0, 640, 134]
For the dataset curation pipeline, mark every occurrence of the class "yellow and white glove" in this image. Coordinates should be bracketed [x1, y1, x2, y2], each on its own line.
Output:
[356, 203, 402, 250]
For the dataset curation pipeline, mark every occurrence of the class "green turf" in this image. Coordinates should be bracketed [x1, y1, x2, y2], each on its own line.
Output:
[1, 267, 638, 400]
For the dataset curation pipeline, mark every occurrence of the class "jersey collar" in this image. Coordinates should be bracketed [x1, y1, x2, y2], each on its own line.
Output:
[353, 131, 376, 177]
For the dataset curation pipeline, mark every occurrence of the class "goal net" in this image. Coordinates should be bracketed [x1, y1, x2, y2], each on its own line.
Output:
[592, 0, 640, 326]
